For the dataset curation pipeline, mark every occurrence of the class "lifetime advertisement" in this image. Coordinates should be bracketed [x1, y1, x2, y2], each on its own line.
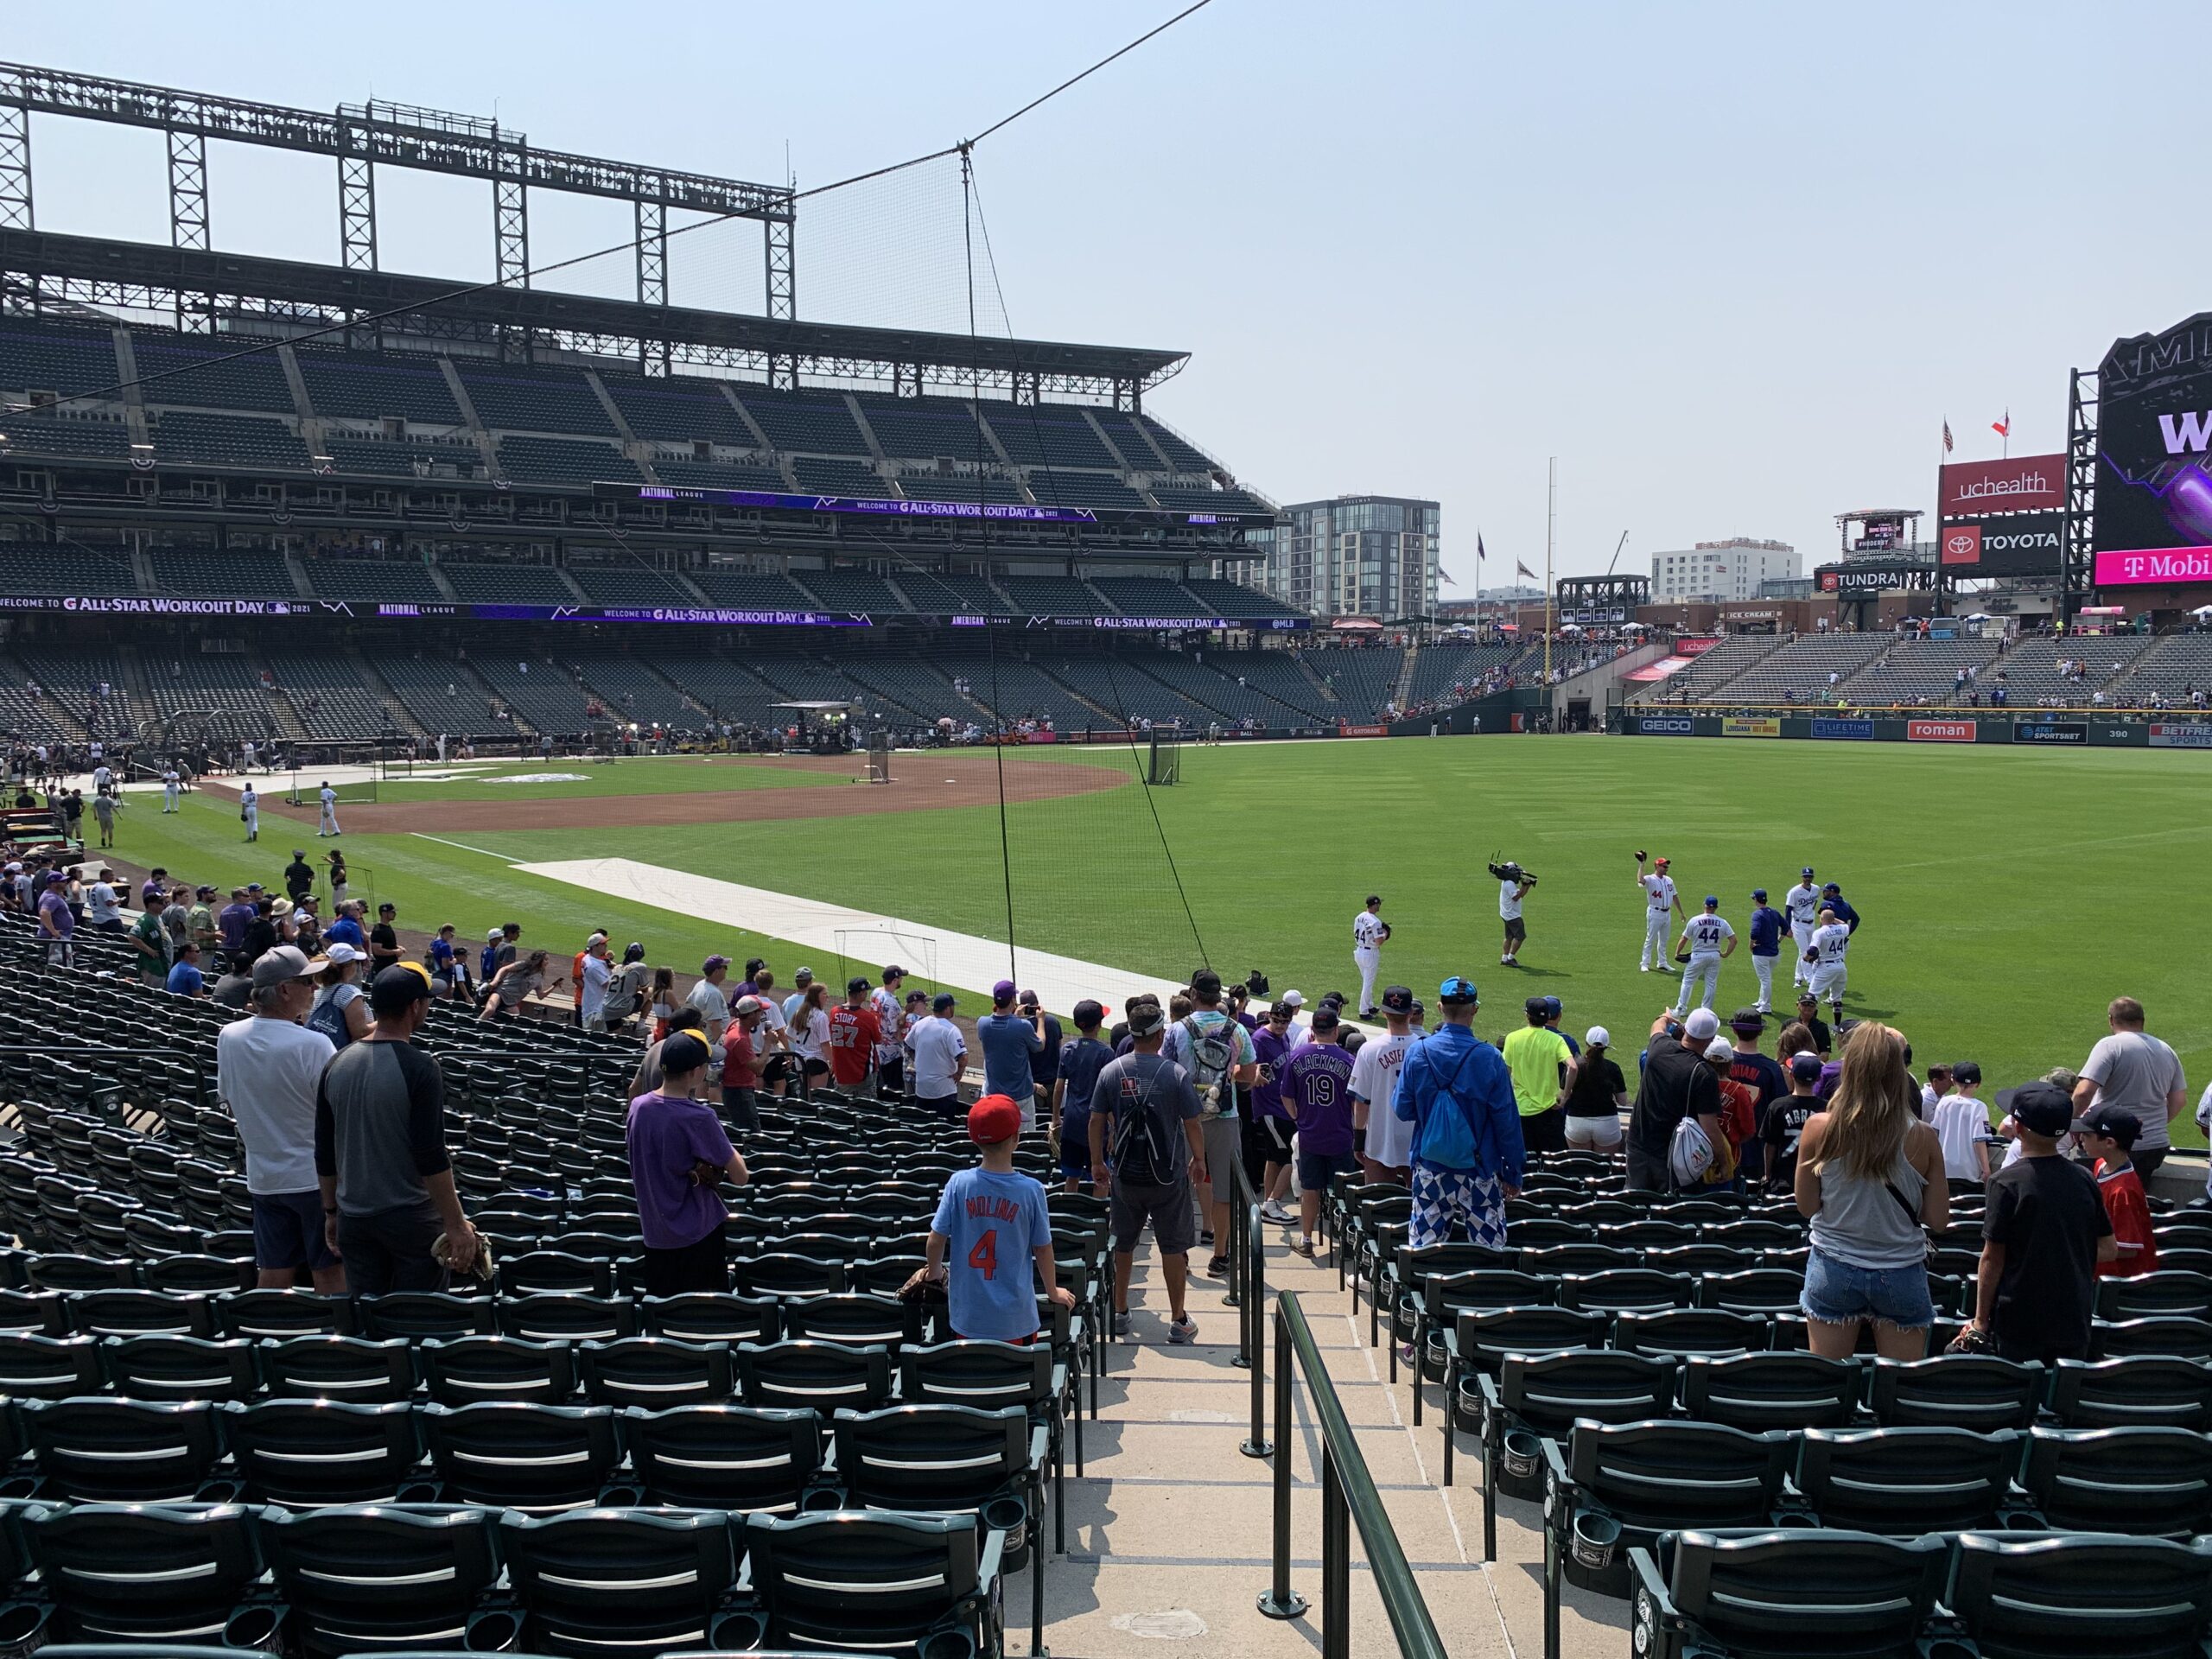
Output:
[1810, 718, 1877, 741]
[1721, 716, 1780, 738]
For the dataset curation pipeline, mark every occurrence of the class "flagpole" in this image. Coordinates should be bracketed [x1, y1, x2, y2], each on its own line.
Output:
[1544, 457, 1556, 691]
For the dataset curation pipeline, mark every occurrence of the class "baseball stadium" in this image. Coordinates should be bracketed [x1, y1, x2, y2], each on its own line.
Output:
[0, 24, 2210, 1659]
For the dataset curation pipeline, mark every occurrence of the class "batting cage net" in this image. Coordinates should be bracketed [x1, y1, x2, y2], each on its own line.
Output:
[1147, 728, 1182, 786]
[865, 734, 893, 785]
[287, 772, 379, 807]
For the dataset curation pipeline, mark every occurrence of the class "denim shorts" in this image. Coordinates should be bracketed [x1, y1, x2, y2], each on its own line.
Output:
[1801, 1245, 1934, 1332]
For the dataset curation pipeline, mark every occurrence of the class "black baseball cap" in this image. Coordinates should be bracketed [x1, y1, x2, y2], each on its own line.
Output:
[931, 992, 957, 1013]
[1191, 968, 1222, 998]
[2008, 1081, 2075, 1136]
[1789, 1052, 1824, 1084]
[660, 1032, 711, 1077]
[1381, 985, 1413, 1014]
[367, 964, 432, 1016]
[1072, 998, 1104, 1029]
[1954, 1060, 1982, 1084]
[1524, 995, 1548, 1017]
[2071, 1103, 2142, 1148]
[1310, 1006, 1340, 1033]
[847, 975, 871, 995]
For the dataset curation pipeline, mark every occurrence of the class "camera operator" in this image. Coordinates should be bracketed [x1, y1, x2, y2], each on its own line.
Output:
[1493, 860, 1536, 969]
[978, 979, 1048, 1131]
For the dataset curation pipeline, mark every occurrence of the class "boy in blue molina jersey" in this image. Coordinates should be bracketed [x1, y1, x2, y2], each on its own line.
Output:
[912, 1094, 1076, 1342]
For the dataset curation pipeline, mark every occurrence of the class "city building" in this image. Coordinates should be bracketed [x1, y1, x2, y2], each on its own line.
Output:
[1268, 496, 1440, 619]
[1649, 537, 1799, 604]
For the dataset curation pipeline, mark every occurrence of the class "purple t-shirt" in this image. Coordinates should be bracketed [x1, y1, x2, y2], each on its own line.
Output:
[1282, 1042, 1356, 1154]
[1251, 1026, 1293, 1121]
[37, 888, 73, 941]
[625, 1090, 736, 1250]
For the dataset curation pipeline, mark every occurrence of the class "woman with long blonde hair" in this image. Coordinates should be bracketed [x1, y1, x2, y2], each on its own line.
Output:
[1793, 1021, 1949, 1359]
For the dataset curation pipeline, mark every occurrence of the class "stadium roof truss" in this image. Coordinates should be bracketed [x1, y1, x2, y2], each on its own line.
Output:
[0, 63, 1188, 404]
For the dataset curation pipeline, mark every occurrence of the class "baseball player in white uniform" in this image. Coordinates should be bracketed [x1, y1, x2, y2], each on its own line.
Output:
[1635, 853, 1685, 972]
[1806, 907, 1852, 1018]
[1352, 895, 1389, 1018]
[240, 782, 259, 842]
[317, 782, 340, 837]
[1674, 895, 1737, 1014]
[162, 767, 181, 812]
[1783, 867, 1821, 988]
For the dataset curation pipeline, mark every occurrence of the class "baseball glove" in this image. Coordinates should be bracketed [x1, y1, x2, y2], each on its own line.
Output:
[1674, 948, 1693, 964]
[1376, 923, 1392, 942]
[1634, 849, 1647, 861]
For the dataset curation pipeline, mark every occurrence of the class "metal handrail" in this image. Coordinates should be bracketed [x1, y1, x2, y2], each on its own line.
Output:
[1261, 1288, 1447, 1659]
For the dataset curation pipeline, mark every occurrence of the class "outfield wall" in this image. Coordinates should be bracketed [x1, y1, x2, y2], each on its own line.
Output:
[1608, 710, 2212, 747]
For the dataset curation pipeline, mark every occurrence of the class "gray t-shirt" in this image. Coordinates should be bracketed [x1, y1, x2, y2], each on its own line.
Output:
[2081, 1029, 2186, 1153]
[216, 1014, 338, 1196]
[314, 1040, 451, 1217]
[1092, 1051, 1203, 1184]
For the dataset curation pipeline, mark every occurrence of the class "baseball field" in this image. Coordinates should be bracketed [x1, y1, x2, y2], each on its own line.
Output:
[99, 734, 2211, 1139]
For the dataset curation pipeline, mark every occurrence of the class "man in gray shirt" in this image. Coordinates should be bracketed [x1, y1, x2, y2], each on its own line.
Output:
[2073, 995, 2188, 1180]
[1088, 1003, 1206, 1345]
[216, 944, 343, 1292]
[315, 966, 480, 1294]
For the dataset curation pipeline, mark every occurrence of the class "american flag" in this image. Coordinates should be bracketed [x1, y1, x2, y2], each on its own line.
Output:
[1942, 420, 1954, 454]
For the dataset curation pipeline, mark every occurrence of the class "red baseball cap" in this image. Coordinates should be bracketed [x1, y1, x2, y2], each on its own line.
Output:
[968, 1093, 1024, 1146]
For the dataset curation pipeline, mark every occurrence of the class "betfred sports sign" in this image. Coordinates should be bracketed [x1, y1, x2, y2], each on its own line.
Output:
[1940, 455, 2065, 517]
[1907, 719, 1977, 742]
[2150, 722, 2212, 748]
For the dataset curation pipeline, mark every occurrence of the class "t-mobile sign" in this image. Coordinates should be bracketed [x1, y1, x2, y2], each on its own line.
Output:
[2095, 546, 2212, 585]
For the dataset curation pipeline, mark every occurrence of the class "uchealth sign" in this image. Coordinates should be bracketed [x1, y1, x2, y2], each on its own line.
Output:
[1940, 454, 2066, 516]
[1907, 719, 1977, 742]
[2095, 546, 2212, 585]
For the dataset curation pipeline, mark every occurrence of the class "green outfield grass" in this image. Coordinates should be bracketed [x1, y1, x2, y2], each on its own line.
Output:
[97, 736, 2212, 1141]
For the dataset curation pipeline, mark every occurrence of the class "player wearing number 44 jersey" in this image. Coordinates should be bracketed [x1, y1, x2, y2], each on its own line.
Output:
[1635, 853, 1686, 972]
[1675, 897, 1737, 1016]
[1352, 896, 1389, 1019]
[912, 1094, 1075, 1343]
[1805, 908, 1852, 1020]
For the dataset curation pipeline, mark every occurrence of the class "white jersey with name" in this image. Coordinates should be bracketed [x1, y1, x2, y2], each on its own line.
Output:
[1353, 912, 1388, 950]
[1498, 880, 1523, 922]
[1784, 883, 1822, 926]
[1808, 921, 1851, 968]
[1351, 1030, 1417, 1168]
[1683, 914, 1734, 960]
[1641, 873, 1677, 913]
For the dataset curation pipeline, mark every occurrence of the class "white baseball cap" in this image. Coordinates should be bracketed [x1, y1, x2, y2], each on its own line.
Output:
[1586, 1026, 1611, 1048]
[1704, 1036, 1735, 1064]
[1281, 989, 1306, 1008]
[1684, 1007, 1721, 1042]
[324, 942, 365, 965]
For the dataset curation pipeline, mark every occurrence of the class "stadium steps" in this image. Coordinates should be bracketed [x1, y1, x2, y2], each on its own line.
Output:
[424, 563, 461, 603]
[582, 370, 663, 486]
[126, 548, 157, 594]
[437, 359, 501, 476]
[114, 642, 153, 715]
[111, 326, 152, 453]
[1019, 660, 1120, 724]
[1392, 640, 1420, 713]
[714, 383, 784, 462]
[823, 658, 942, 722]
[1118, 656, 1238, 721]
[632, 658, 720, 722]
[1290, 652, 1338, 706]
[277, 344, 315, 422]
[552, 567, 590, 605]
[842, 394, 889, 465]
[1626, 632, 1780, 703]
[283, 551, 315, 599]
[260, 675, 312, 742]
[349, 651, 434, 739]
[0, 652, 88, 741]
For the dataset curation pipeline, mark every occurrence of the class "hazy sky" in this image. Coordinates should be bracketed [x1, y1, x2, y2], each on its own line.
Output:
[7, 3, 2198, 588]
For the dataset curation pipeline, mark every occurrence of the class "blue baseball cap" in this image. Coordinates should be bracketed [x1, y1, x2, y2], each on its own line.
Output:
[1751, 888, 1767, 900]
[1802, 867, 1815, 876]
[1438, 976, 1478, 1006]
[1703, 895, 1719, 907]
[1541, 995, 1561, 1016]
[1821, 882, 1840, 894]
